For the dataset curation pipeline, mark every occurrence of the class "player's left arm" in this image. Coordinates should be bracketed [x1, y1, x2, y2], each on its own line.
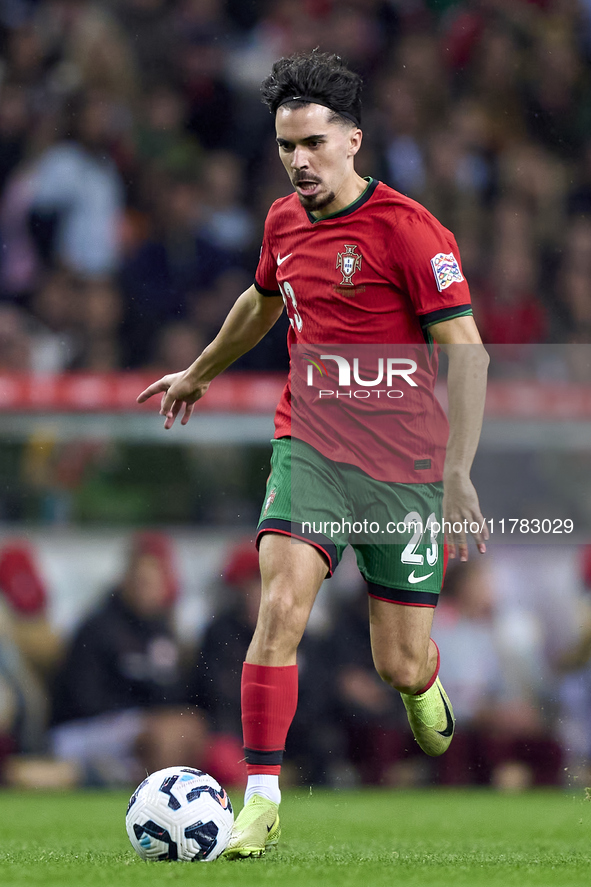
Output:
[428, 314, 490, 562]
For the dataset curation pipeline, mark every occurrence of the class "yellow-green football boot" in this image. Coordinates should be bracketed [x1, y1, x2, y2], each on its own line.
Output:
[223, 795, 280, 859]
[401, 677, 455, 756]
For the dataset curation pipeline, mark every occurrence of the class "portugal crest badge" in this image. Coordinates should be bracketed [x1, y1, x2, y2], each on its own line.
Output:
[336, 244, 362, 286]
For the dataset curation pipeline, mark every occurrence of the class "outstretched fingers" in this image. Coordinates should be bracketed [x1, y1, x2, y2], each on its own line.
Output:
[161, 398, 181, 429]
[446, 509, 489, 562]
[137, 370, 202, 430]
[136, 377, 171, 404]
[137, 375, 186, 430]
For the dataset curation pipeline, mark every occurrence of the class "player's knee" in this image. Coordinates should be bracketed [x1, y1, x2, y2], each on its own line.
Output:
[256, 586, 308, 648]
[263, 585, 302, 623]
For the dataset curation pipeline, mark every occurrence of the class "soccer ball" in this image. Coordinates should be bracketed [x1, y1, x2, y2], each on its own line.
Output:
[126, 767, 234, 862]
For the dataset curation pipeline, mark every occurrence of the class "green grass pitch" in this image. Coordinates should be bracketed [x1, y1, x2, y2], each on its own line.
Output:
[0, 787, 590, 887]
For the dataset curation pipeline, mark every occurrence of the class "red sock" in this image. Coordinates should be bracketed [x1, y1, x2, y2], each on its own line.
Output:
[414, 639, 440, 695]
[241, 662, 298, 776]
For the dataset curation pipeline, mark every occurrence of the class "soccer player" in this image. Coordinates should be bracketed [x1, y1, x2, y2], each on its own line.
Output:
[138, 51, 489, 858]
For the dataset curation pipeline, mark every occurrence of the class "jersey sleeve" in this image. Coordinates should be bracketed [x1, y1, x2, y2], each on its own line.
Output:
[392, 211, 472, 330]
[254, 211, 281, 297]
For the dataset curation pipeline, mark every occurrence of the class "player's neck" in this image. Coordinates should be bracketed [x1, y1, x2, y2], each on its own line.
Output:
[310, 172, 369, 220]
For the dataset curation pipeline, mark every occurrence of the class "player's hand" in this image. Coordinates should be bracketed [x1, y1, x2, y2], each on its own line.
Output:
[443, 471, 488, 562]
[137, 369, 210, 430]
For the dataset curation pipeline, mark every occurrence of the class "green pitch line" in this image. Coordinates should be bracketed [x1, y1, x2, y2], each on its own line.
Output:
[0, 788, 590, 887]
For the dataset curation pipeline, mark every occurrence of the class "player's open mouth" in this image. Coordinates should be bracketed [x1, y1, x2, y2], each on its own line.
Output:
[295, 180, 321, 195]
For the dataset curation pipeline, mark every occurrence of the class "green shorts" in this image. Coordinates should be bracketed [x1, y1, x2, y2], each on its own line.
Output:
[257, 437, 446, 607]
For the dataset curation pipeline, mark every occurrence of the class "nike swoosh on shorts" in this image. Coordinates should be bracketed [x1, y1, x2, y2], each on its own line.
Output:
[408, 570, 434, 584]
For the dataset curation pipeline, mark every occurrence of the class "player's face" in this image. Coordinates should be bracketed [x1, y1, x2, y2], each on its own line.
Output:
[275, 103, 362, 215]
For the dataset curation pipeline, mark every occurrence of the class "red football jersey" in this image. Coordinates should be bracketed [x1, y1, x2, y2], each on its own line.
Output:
[254, 178, 473, 483]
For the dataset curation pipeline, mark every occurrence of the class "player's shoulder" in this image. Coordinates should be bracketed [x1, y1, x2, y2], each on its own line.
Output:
[372, 181, 453, 238]
[264, 192, 302, 226]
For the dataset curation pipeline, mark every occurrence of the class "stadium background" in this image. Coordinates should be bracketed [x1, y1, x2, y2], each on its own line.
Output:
[0, 0, 591, 792]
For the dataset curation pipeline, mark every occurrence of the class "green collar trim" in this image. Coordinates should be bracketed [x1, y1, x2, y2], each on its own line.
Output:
[306, 177, 377, 224]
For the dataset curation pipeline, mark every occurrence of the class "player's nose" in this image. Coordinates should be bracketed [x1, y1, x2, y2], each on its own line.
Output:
[291, 147, 309, 169]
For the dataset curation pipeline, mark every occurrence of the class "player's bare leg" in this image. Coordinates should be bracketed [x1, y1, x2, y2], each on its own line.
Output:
[369, 598, 436, 692]
[246, 532, 327, 666]
[369, 598, 455, 756]
[224, 532, 327, 859]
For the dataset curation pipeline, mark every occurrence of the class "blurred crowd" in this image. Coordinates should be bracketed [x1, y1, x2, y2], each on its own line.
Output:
[1, 0, 591, 374]
[1, 531, 591, 790]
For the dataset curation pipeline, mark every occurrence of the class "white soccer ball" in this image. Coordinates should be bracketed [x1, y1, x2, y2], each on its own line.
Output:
[126, 766, 234, 862]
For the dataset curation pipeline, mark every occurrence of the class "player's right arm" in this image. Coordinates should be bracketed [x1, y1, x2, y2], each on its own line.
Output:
[137, 284, 284, 429]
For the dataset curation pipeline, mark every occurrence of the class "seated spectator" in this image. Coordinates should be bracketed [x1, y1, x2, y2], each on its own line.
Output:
[0, 600, 40, 775]
[33, 2, 139, 102]
[50, 531, 210, 785]
[26, 270, 81, 373]
[29, 92, 125, 279]
[0, 540, 62, 679]
[555, 216, 591, 340]
[553, 544, 591, 784]
[198, 150, 255, 256]
[0, 541, 56, 773]
[134, 83, 203, 178]
[70, 277, 125, 371]
[112, 0, 176, 90]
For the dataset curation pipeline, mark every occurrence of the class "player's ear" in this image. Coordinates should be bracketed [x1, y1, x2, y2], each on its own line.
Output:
[348, 127, 362, 157]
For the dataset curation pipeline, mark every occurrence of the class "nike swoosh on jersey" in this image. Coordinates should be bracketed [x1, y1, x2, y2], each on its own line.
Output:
[435, 687, 454, 737]
[408, 570, 434, 584]
[277, 253, 292, 266]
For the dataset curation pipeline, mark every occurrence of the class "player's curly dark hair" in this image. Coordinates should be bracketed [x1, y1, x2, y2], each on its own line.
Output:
[260, 50, 363, 127]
